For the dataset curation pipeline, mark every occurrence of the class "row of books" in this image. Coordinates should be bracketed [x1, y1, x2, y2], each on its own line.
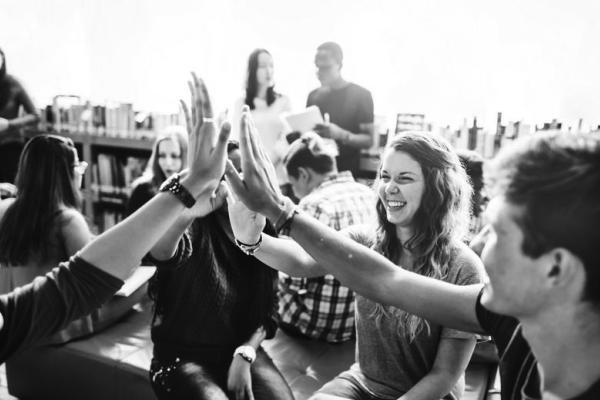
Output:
[91, 153, 147, 202]
[38, 97, 181, 140]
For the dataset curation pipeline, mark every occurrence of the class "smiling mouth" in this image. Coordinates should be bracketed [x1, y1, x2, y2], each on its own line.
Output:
[387, 200, 407, 209]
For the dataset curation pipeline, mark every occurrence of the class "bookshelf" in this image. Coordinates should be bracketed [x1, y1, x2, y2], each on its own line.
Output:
[22, 131, 153, 233]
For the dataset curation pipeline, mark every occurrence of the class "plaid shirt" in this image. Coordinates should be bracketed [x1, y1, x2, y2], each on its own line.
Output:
[279, 171, 377, 343]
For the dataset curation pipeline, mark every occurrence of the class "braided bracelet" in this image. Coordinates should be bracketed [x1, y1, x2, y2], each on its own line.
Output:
[235, 234, 263, 256]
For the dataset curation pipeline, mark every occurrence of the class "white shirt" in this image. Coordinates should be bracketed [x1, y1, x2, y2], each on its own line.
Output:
[231, 94, 292, 183]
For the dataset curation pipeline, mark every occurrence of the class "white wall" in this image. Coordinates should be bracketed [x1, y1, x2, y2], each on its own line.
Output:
[2, 0, 599, 130]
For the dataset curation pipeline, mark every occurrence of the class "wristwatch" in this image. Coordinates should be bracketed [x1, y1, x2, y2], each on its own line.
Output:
[159, 173, 196, 208]
[233, 345, 256, 364]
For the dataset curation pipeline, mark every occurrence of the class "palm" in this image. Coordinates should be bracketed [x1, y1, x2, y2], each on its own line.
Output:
[227, 196, 265, 243]
[180, 73, 231, 192]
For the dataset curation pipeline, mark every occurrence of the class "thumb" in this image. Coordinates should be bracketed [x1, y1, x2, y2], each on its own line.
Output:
[246, 384, 255, 400]
[224, 160, 245, 198]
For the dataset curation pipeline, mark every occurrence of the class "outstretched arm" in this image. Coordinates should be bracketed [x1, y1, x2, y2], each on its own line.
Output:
[0, 74, 232, 361]
[225, 109, 484, 334]
[226, 185, 326, 278]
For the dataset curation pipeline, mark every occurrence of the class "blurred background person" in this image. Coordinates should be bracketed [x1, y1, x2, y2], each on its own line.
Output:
[278, 132, 376, 343]
[231, 48, 292, 196]
[0, 47, 40, 183]
[457, 149, 487, 244]
[307, 42, 374, 178]
[127, 127, 188, 215]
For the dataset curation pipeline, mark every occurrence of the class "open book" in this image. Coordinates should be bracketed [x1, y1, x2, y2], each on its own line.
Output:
[115, 266, 156, 297]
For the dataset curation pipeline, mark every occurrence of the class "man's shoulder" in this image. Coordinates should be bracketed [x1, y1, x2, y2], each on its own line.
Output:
[346, 82, 372, 98]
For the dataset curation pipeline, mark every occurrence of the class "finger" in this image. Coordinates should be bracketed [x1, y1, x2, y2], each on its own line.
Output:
[214, 121, 231, 157]
[222, 177, 237, 204]
[246, 113, 263, 163]
[324, 112, 330, 124]
[191, 73, 204, 124]
[224, 165, 246, 201]
[196, 76, 214, 118]
[246, 386, 255, 400]
[239, 111, 258, 172]
[187, 80, 198, 127]
[179, 100, 192, 136]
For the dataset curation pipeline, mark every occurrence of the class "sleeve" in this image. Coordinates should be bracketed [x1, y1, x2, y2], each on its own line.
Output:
[357, 88, 374, 126]
[299, 201, 333, 229]
[145, 230, 193, 269]
[0, 256, 123, 362]
[441, 246, 486, 340]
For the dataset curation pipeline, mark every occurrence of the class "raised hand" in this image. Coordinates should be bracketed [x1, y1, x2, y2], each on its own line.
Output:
[224, 107, 284, 222]
[179, 72, 231, 198]
[224, 173, 266, 244]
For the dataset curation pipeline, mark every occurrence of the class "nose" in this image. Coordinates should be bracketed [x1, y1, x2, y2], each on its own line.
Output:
[385, 181, 400, 195]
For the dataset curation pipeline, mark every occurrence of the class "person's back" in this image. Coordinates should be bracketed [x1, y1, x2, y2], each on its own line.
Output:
[279, 133, 376, 343]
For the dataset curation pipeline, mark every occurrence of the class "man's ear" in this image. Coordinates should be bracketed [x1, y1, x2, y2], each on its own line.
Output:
[297, 167, 309, 183]
[545, 248, 582, 289]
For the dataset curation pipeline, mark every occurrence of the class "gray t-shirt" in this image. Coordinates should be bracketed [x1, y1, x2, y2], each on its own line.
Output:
[347, 227, 484, 400]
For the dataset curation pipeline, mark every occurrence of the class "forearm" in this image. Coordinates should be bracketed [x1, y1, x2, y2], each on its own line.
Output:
[337, 125, 373, 149]
[283, 213, 484, 333]
[255, 234, 326, 278]
[8, 114, 39, 129]
[398, 369, 463, 400]
[149, 214, 194, 261]
[79, 176, 207, 281]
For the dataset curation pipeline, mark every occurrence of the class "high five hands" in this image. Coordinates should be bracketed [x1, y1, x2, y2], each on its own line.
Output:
[178, 72, 231, 201]
[224, 106, 285, 222]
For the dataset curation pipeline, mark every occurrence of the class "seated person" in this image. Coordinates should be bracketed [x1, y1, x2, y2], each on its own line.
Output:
[228, 116, 600, 399]
[0, 134, 98, 342]
[147, 135, 293, 400]
[279, 132, 376, 343]
[0, 72, 233, 363]
[228, 126, 484, 399]
[127, 127, 188, 215]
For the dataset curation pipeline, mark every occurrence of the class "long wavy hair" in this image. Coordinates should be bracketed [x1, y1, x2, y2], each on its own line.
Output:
[138, 128, 188, 189]
[244, 49, 279, 110]
[372, 131, 472, 340]
[0, 135, 82, 265]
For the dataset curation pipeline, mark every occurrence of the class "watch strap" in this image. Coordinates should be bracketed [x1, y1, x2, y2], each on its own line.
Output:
[159, 173, 196, 208]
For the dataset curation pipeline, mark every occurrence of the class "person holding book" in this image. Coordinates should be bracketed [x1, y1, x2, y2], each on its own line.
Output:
[226, 119, 600, 399]
[0, 73, 233, 364]
[0, 47, 40, 183]
[227, 126, 483, 399]
[231, 48, 292, 194]
[306, 42, 374, 178]
[127, 127, 188, 215]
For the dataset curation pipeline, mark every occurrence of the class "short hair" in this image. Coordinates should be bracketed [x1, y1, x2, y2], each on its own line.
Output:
[284, 132, 336, 178]
[489, 132, 600, 305]
[317, 42, 343, 65]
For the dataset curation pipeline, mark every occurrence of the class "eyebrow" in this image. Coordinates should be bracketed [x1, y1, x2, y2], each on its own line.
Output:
[380, 170, 418, 177]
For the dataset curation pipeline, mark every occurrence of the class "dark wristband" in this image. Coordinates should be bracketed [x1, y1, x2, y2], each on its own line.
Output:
[159, 173, 196, 208]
